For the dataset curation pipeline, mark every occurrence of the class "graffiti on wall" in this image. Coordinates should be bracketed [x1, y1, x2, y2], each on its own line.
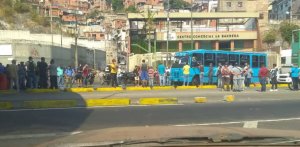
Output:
[16, 48, 40, 57]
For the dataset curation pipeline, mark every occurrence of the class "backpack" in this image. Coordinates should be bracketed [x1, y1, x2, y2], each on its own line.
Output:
[28, 61, 35, 72]
[221, 66, 229, 75]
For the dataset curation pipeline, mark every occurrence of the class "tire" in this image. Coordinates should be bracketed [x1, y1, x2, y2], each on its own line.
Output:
[288, 82, 293, 90]
[192, 76, 200, 86]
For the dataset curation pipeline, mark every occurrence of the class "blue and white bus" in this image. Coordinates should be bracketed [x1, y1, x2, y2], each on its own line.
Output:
[171, 50, 267, 85]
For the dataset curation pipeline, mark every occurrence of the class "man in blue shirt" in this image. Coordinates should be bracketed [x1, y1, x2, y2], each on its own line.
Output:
[0, 62, 4, 74]
[290, 64, 300, 91]
[65, 65, 75, 88]
[157, 62, 166, 86]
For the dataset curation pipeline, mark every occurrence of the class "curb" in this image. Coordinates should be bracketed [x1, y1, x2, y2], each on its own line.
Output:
[195, 97, 207, 103]
[22, 100, 77, 109]
[0, 102, 12, 109]
[176, 86, 198, 89]
[0, 91, 18, 94]
[126, 87, 151, 91]
[85, 99, 130, 106]
[152, 86, 175, 90]
[200, 85, 217, 89]
[25, 89, 60, 93]
[97, 87, 123, 91]
[64, 88, 94, 92]
[139, 98, 178, 105]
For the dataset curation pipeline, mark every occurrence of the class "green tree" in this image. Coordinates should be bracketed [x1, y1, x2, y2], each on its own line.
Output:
[112, 0, 123, 11]
[280, 22, 300, 45]
[14, 1, 30, 13]
[262, 29, 276, 44]
[139, 8, 157, 53]
[126, 5, 138, 13]
[87, 9, 100, 19]
[163, 0, 191, 9]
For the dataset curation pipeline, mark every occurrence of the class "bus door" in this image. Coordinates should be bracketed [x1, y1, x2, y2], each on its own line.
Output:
[190, 53, 203, 82]
[251, 55, 259, 79]
[204, 53, 215, 83]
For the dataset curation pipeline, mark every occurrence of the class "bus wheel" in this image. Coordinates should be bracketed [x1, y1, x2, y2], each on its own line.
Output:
[192, 76, 199, 86]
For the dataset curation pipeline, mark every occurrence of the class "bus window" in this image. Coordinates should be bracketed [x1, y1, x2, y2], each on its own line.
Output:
[240, 55, 250, 67]
[174, 56, 188, 64]
[217, 54, 228, 66]
[204, 53, 215, 66]
[260, 56, 266, 67]
[191, 53, 203, 68]
[252, 55, 259, 68]
[229, 54, 239, 66]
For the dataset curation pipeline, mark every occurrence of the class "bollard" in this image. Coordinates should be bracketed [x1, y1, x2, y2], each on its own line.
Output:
[195, 97, 207, 103]
[224, 95, 234, 102]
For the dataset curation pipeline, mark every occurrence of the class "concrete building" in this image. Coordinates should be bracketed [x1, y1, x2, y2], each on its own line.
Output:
[127, 12, 262, 54]
[269, 0, 300, 21]
[90, 0, 110, 11]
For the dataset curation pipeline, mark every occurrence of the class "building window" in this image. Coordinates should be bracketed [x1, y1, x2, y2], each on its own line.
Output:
[259, 13, 264, 19]
[281, 57, 286, 64]
[226, 2, 231, 8]
[100, 34, 104, 37]
[238, 2, 243, 7]
[117, 21, 120, 24]
[280, 5, 283, 10]
[92, 34, 96, 38]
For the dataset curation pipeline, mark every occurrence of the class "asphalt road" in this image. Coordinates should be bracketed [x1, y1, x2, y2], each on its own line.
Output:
[1, 99, 300, 147]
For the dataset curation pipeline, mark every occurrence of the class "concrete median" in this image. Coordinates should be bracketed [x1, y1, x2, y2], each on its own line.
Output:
[0, 102, 12, 109]
[25, 89, 60, 93]
[97, 87, 123, 91]
[126, 87, 151, 91]
[139, 98, 178, 105]
[152, 86, 175, 90]
[85, 99, 130, 106]
[22, 100, 77, 109]
[176, 86, 198, 89]
[64, 88, 94, 92]
[0, 90, 18, 94]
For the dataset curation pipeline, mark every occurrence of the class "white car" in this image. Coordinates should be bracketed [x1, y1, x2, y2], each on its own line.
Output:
[277, 73, 292, 84]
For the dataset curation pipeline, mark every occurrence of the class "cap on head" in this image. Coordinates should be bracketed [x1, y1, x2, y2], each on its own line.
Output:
[112, 59, 116, 62]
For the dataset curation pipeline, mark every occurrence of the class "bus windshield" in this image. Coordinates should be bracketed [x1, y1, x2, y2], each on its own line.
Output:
[174, 56, 188, 64]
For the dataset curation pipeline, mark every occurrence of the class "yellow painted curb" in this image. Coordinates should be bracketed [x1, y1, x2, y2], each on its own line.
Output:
[200, 85, 217, 89]
[126, 87, 151, 91]
[25, 89, 60, 93]
[224, 95, 234, 102]
[176, 86, 198, 89]
[195, 97, 206, 103]
[97, 87, 123, 91]
[85, 99, 130, 106]
[139, 98, 178, 105]
[152, 86, 175, 90]
[278, 84, 288, 87]
[64, 88, 94, 92]
[0, 102, 12, 109]
[0, 90, 18, 94]
[22, 100, 76, 109]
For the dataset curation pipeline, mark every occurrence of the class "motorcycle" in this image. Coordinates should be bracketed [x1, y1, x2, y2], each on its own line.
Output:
[88, 72, 95, 85]
[100, 71, 111, 85]
[121, 71, 135, 86]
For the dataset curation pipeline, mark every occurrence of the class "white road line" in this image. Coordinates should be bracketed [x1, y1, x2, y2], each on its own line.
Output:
[0, 104, 184, 112]
[243, 121, 258, 128]
[173, 117, 300, 127]
[0, 131, 82, 140]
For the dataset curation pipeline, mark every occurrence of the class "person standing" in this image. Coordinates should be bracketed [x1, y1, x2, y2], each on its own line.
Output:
[82, 63, 89, 87]
[154, 69, 159, 86]
[110, 59, 117, 87]
[258, 64, 269, 92]
[199, 62, 204, 85]
[182, 62, 190, 86]
[217, 66, 222, 88]
[245, 64, 253, 88]
[65, 65, 75, 88]
[18, 62, 26, 90]
[148, 66, 154, 88]
[158, 62, 166, 87]
[270, 63, 278, 91]
[25, 56, 37, 89]
[133, 65, 139, 87]
[0, 62, 5, 74]
[38, 57, 48, 89]
[231, 63, 242, 92]
[290, 64, 300, 91]
[7, 59, 19, 91]
[57, 64, 64, 90]
[49, 59, 58, 89]
[117, 67, 122, 86]
[208, 63, 213, 85]
[76, 64, 83, 87]
[140, 59, 148, 87]
[221, 63, 230, 91]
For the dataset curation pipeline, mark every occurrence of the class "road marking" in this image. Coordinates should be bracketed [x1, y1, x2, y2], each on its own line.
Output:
[173, 117, 300, 126]
[0, 131, 82, 140]
[243, 121, 258, 128]
[0, 104, 184, 112]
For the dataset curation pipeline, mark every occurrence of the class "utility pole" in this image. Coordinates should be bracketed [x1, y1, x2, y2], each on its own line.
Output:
[75, 15, 78, 69]
[50, 0, 53, 45]
[290, 0, 293, 23]
[60, 16, 62, 47]
[191, 0, 193, 50]
[166, 0, 170, 66]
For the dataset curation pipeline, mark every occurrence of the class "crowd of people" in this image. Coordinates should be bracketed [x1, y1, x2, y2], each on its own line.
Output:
[0, 56, 93, 91]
